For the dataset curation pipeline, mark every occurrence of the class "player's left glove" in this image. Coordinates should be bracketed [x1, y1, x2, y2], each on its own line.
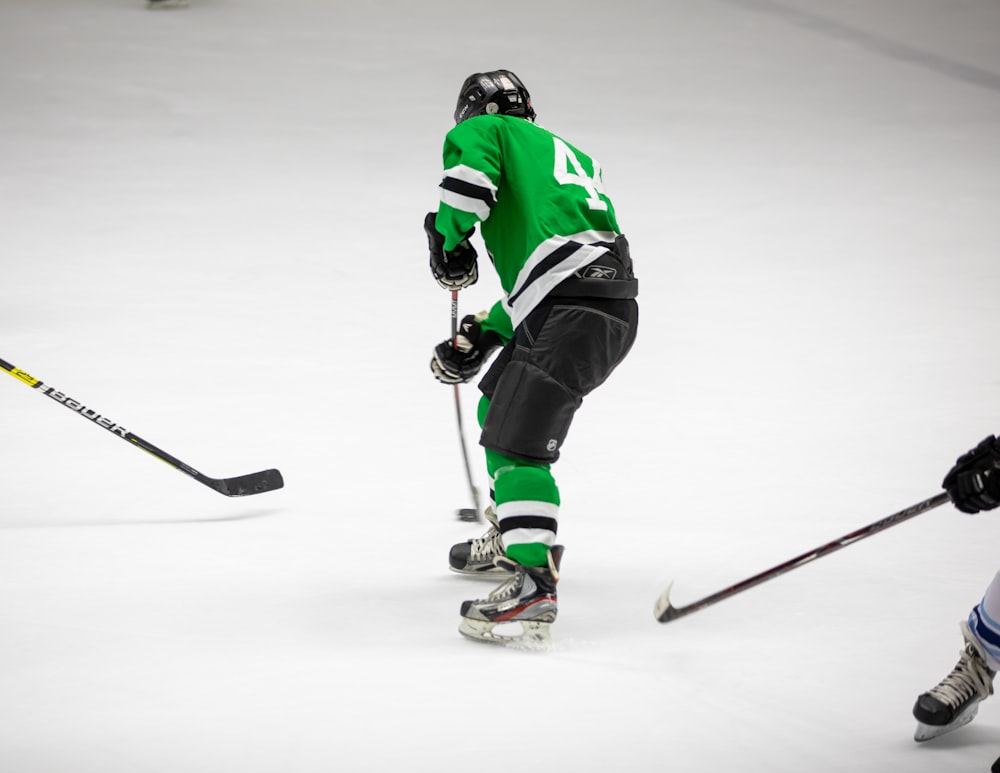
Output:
[425, 211, 478, 290]
[430, 312, 501, 384]
[943, 435, 1000, 514]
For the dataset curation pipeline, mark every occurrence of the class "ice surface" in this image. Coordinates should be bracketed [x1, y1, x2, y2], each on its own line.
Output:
[2, 1, 1000, 771]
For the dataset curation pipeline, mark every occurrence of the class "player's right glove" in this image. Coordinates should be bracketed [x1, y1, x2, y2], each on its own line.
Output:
[425, 211, 478, 290]
[430, 311, 501, 385]
[943, 435, 1000, 514]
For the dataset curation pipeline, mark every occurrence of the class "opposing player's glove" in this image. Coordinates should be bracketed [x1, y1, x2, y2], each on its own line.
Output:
[943, 435, 1000, 514]
[425, 211, 478, 290]
[430, 312, 501, 385]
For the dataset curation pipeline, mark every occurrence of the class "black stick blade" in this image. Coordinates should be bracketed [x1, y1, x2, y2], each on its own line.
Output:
[208, 468, 284, 497]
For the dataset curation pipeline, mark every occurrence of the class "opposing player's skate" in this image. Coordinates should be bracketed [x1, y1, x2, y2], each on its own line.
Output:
[458, 546, 563, 648]
[913, 621, 996, 741]
[449, 507, 508, 576]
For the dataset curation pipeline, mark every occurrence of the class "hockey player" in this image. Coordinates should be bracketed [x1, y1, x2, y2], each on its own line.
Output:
[914, 435, 1000, 741]
[425, 70, 639, 646]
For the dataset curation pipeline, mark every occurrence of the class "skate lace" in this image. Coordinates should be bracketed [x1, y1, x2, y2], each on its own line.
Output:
[469, 528, 504, 563]
[928, 645, 995, 708]
[487, 570, 525, 602]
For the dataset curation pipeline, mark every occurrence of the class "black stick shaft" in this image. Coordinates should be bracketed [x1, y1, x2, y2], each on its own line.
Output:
[1, 355, 282, 497]
[655, 492, 950, 623]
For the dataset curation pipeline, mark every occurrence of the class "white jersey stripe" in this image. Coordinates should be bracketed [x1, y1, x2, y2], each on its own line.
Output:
[440, 188, 492, 220]
[443, 163, 498, 193]
[496, 500, 560, 520]
[501, 527, 556, 549]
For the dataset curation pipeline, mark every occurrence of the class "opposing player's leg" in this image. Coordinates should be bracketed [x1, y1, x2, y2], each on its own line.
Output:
[913, 621, 995, 741]
[914, 573, 1000, 742]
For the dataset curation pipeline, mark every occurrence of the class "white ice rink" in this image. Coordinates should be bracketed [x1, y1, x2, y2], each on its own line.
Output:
[2, 1, 1000, 771]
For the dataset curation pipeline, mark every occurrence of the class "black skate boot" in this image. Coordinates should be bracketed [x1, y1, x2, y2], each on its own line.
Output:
[449, 507, 507, 576]
[913, 621, 996, 741]
[458, 546, 563, 648]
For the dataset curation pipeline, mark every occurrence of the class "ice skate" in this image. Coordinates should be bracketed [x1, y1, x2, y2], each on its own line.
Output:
[458, 546, 562, 648]
[449, 507, 508, 577]
[913, 621, 996, 741]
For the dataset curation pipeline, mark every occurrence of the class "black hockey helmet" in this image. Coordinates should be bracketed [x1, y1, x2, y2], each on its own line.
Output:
[454, 70, 536, 124]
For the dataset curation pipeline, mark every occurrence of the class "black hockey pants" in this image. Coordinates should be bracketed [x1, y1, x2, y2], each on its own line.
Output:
[478, 294, 638, 464]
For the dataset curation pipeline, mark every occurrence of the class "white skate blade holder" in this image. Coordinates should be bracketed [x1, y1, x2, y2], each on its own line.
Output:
[458, 618, 552, 649]
[913, 703, 980, 742]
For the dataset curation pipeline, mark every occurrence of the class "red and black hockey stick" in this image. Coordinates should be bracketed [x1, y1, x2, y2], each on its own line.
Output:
[1, 355, 283, 497]
[654, 492, 950, 623]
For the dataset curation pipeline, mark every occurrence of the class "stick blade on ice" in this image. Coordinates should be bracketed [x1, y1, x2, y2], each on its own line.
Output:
[653, 583, 679, 623]
[210, 469, 284, 497]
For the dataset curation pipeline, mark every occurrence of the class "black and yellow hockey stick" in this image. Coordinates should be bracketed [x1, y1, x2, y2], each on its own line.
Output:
[1, 355, 283, 497]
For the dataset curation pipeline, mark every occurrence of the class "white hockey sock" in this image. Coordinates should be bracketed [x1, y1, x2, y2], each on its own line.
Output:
[968, 570, 1000, 672]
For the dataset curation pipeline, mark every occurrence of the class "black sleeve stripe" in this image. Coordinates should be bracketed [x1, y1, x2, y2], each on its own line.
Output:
[440, 177, 496, 209]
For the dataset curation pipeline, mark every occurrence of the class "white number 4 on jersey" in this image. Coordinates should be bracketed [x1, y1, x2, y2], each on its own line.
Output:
[552, 137, 608, 211]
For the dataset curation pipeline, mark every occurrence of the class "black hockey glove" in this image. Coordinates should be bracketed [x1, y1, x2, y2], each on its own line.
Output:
[425, 211, 478, 290]
[430, 312, 502, 385]
[942, 435, 1000, 514]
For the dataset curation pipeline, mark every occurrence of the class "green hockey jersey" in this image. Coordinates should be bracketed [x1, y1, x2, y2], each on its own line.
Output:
[435, 114, 621, 333]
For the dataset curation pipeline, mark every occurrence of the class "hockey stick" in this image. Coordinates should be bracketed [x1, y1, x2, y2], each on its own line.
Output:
[451, 290, 483, 522]
[654, 491, 950, 623]
[1, 355, 284, 497]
